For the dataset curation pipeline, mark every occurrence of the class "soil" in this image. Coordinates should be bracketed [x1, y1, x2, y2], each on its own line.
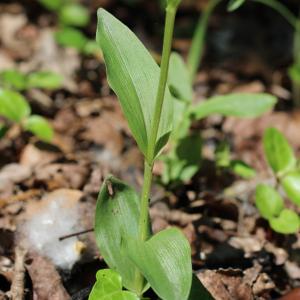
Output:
[1, 0, 300, 299]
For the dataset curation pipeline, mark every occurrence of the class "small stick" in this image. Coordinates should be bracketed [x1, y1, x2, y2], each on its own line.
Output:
[59, 228, 94, 241]
[10, 247, 27, 300]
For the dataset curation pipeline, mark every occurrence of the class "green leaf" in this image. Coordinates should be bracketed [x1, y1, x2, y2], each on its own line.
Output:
[227, 0, 246, 12]
[162, 134, 202, 184]
[23, 115, 53, 142]
[88, 269, 139, 300]
[0, 69, 27, 90]
[129, 228, 192, 300]
[188, 274, 214, 300]
[269, 209, 300, 234]
[96, 9, 173, 161]
[281, 171, 300, 206]
[27, 71, 63, 90]
[168, 52, 192, 102]
[38, 0, 64, 11]
[59, 4, 90, 27]
[94, 176, 146, 294]
[255, 184, 284, 220]
[191, 93, 276, 120]
[55, 27, 88, 51]
[83, 40, 102, 56]
[263, 127, 296, 176]
[0, 89, 30, 122]
[215, 141, 231, 168]
[230, 160, 256, 179]
[289, 64, 300, 83]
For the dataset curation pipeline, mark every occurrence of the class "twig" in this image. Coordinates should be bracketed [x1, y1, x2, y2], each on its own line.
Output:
[10, 247, 27, 300]
[58, 228, 94, 241]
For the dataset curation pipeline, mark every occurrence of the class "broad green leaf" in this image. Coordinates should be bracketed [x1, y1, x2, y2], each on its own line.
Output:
[88, 269, 139, 300]
[59, 4, 90, 27]
[129, 228, 192, 300]
[191, 93, 276, 120]
[0, 89, 30, 122]
[96, 9, 173, 161]
[23, 115, 53, 142]
[0, 69, 27, 90]
[227, 0, 246, 11]
[38, 0, 64, 11]
[282, 171, 300, 206]
[188, 274, 214, 300]
[187, 0, 221, 80]
[94, 176, 146, 294]
[55, 27, 88, 51]
[263, 127, 296, 176]
[27, 71, 63, 90]
[230, 160, 256, 179]
[269, 209, 300, 234]
[255, 184, 284, 220]
[168, 53, 193, 102]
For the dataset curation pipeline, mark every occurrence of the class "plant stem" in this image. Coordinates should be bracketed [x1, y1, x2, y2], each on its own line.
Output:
[138, 161, 153, 242]
[136, 4, 178, 292]
[138, 4, 178, 243]
[147, 6, 177, 163]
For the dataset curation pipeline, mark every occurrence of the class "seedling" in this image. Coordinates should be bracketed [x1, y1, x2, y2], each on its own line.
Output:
[160, 50, 276, 185]
[88, 2, 214, 299]
[0, 69, 63, 91]
[0, 89, 53, 142]
[0, 69, 58, 141]
[255, 127, 300, 234]
[38, 0, 101, 56]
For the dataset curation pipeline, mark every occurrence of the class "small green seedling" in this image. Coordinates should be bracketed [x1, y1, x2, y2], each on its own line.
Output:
[0, 69, 63, 91]
[38, 0, 101, 56]
[255, 127, 300, 234]
[0, 89, 53, 142]
[89, 2, 217, 299]
[215, 140, 256, 179]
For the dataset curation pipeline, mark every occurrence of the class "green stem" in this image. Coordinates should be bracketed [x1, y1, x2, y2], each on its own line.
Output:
[138, 3, 178, 243]
[136, 4, 178, 292]
[138, 161, 153, 242]
[187, 0, 221, 81]
[147, 6, 177, 162]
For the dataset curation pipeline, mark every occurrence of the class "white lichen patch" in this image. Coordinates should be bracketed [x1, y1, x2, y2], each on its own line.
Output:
[22, 189, 83, 270]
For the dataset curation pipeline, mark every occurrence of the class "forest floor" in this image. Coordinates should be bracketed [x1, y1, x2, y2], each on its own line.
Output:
[1, 1, 300, 299]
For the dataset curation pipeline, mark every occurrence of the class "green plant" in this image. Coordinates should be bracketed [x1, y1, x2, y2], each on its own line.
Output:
[38, 0, 101, 56]
[89, 2, 207, 299]
[0, 69, 59, 141]
[160, 49, 276, 186]
[0, 89, 53, 142]
[0, 69, 63, 91]
[255, 127, 300, 234]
